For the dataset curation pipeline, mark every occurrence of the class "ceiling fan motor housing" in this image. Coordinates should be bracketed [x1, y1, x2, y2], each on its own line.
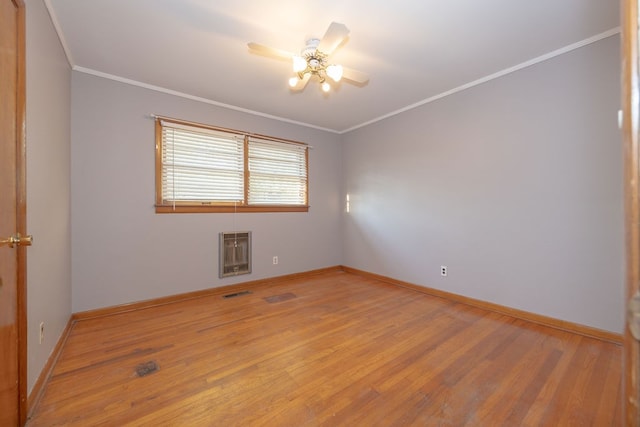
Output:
[302, 38, 321, 56]
[302, 39, 327, 74]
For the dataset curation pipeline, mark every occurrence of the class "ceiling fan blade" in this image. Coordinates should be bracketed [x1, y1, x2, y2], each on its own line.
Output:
[317, 22, 350, 55]
[247, 42, 294, 61]
[341, 67, 369, 85]
[289, 73, 311, 91]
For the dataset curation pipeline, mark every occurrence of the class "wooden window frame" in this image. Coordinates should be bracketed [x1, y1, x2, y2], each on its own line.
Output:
[155, 116, 309, 213]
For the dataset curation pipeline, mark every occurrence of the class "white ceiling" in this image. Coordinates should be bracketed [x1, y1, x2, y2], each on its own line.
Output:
[45, 0, 620, 133]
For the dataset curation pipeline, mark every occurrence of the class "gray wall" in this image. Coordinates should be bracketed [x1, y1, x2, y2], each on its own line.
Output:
[342, 35, 624, 333]
[25, 0, 72, 391]
[70, 73, 343, 312]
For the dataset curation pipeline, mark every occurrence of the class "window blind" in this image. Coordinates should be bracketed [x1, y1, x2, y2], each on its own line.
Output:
[248, 137, 308, 205]
[161, 123, 244, 203]
[156, 117, 309, 212]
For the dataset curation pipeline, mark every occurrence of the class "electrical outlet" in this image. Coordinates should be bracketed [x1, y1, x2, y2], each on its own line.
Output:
[441, 266, 448, 277]
[273, 256, 278, 265]
[39, 322, 44, 344]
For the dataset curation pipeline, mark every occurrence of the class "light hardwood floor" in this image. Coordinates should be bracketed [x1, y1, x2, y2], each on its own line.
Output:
[27, 271, 622, 426]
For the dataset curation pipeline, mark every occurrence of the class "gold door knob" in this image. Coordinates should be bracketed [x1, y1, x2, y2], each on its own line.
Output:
[0, 233, 33, 248]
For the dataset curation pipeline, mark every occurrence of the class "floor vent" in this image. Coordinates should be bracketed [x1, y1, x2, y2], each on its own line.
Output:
[135, 361, 159, 377]
[223, 290, 252, 299]
[219, 231, 251, 278]
[264, 293, 297, 304]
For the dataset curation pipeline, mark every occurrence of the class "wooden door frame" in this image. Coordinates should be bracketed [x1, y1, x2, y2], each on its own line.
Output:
[622, 0, 640, 424]
[14, 0, 27, 424]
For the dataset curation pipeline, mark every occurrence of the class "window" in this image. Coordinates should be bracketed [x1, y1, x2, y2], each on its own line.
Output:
[155, 117, 309, 213]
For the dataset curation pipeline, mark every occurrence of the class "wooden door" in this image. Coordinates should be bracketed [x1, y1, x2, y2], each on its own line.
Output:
[623, 0, 640, 425]
[0, 0, 27, 425]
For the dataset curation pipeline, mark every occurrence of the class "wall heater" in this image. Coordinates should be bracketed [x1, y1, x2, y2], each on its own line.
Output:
[219, 231, 251, 278]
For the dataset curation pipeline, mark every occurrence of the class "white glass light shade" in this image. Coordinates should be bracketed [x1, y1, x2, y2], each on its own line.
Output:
[292, 56, 307, 73]
[321, 82, 330, 92]
[288, 76, 299, 87]
[326, 64, 343, 82]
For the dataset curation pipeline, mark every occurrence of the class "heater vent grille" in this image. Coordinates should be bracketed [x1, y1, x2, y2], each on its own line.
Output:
[223, 290, 252, 299]
[219, 231, 251, 278]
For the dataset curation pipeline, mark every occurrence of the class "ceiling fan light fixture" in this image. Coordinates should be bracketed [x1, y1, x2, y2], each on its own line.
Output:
[326, 64, 343, 82]
[292, 55, 307, 73]
[248, 22, 368, 93]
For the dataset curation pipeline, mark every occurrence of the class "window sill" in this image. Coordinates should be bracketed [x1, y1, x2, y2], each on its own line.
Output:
[155, 204, 309, 213]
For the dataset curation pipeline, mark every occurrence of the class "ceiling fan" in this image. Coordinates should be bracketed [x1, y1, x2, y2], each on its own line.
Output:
[248, 22, 369, 93]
